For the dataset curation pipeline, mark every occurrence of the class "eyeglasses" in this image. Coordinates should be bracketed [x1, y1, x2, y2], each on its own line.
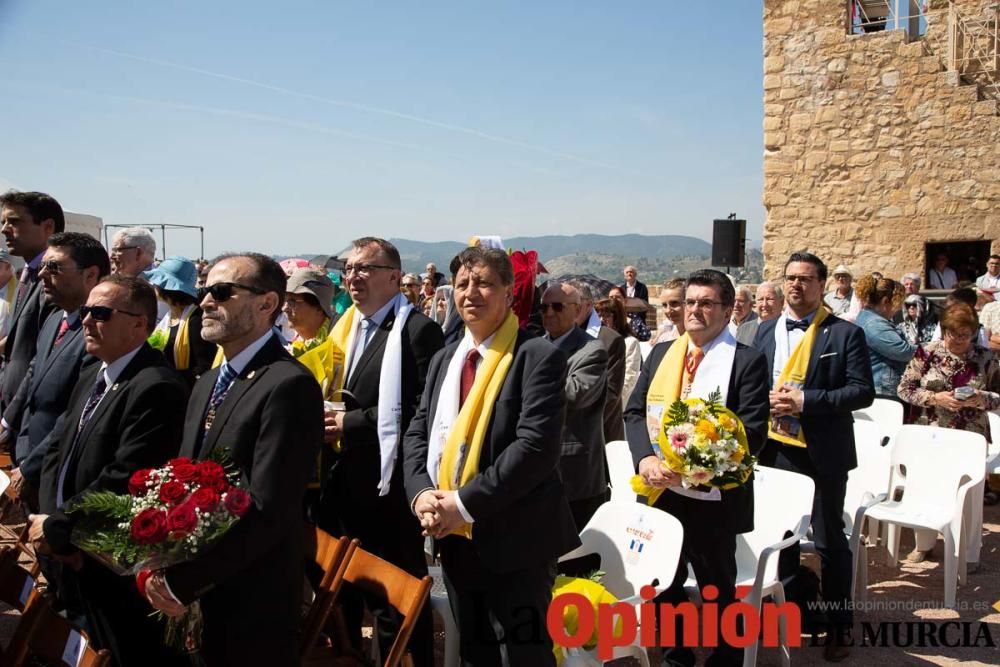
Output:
[784, 275, 818, 284]
[40, 260, 82, 275]
[539, 302, 578, 313]
[342, 263, 395, 278]
[110, 246, 138, 256]
[684, 299, 724, 310]
[944, 330, 974, 342]
[401, 282, 419, 288]
[81, 305, 142, 322]
[660, 300, 683, 309]
[197, 282, 267, 303]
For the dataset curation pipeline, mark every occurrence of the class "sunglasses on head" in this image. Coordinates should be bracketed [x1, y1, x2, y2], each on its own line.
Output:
[197, 282, 267, 303]
[539, 302, 577, 313]
[80, 305, 142, 322]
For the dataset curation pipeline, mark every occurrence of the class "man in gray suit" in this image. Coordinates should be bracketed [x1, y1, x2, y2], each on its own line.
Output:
[571, 281, 626, 442]
[542, 283, 609, 531]
[736, 281, 784, 346]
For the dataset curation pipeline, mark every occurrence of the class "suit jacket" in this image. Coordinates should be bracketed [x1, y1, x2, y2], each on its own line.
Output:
[597, 325, 626, 441]
[553, 327, 608, 502]
[39, 344, 189, 554]
[624, 339, 770, 535]
[753, 315, 875, 474]
[0, 271, 55, 410]
[325, 308, 444, 528]
[403, 330, 581, 573]
[620, 281, 649, 302]
[442, 307, 464, 346]
[7, 310, 96, 487]
[736, 318, 761, 346]
[166, 334, 324, 647]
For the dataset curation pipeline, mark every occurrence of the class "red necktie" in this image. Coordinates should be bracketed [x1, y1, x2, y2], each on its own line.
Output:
[53, 317, 71, 347]
[460, 349, 480, 408]
[682, 346, 704, 397]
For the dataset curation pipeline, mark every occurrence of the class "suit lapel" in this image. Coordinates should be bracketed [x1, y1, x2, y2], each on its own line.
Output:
[75, 348, 150, 449]
[426, 345, 458, 432]
[805, 318, 833, 385]
[182, 370, 216, 458]
[760, 320, 777, 380]
[347, 313, 394, 391]
[54, 364, 99, 477]
[38, 323, 83, 380]
[9, 275, 38, 326]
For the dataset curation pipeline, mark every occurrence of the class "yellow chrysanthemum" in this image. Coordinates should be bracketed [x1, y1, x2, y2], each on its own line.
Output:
[695, 419, 719, 442]
[718, 413, 736, 432]
[729, 447, 746, 464]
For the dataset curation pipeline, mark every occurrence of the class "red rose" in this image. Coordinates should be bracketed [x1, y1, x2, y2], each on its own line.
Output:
[223, 488, 251, 517]
[130, 508, 168, 545]
[207, 476, 230, 494]
[194, 461, 226, 485]
[191, 487, 220, 512]
[158, 480, 188, 506]
[171, 463, 198, 483]
[128, 469, 153, 496]
[166, 503, 198, 536]
[168, 457, 194, 467]
[135, 569, 152, 596]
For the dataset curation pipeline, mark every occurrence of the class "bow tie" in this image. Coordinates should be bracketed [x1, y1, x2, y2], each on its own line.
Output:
[786, 318, 810, 332]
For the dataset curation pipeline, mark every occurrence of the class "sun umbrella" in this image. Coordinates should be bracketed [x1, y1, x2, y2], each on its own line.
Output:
[548, 273, 619, 298]
[280, 258, 311, 274]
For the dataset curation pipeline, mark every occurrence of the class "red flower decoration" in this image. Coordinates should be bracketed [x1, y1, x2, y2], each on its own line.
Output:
[194, 461, 226, 485]
[171, 463, 198, 483]
[168, 457, 194, 467]
[135, 569, 152, 596]
[130, 508, 168, 545]
[223, 488, 251, 517]
[207, 476, 230, 494]
[159, 480, 188, 506]
[167, 503, 198, 536]
[127, 469, 153, 496]
[191, 487, 220, 512]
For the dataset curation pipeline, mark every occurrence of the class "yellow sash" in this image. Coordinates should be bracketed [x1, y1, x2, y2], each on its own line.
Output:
[768, 308, 828, 448]
[439, 311, 519, 539]
[172, 309, 194, 370]
[3, 277, 16, 306]
[640, 333, 691, 506]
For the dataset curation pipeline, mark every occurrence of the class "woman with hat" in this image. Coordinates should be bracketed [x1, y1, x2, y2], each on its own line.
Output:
[145, 256, 217, 384]
[283, 268, 336, 356]
[897, 293, 938, 346]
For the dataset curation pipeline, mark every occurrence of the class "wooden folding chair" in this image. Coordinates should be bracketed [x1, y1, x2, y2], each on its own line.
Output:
[315, 546, 432, 667]
[300, 530, 356, 656]
[0, 488, 37, 578]
[1, 591, 111, 667]
[0, 546, 38, 613]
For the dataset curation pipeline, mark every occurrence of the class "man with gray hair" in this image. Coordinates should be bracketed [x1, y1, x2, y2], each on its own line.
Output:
[901, 272, 921, 296]
[110, 227, 156, 277]
[737, 282, 784, 345]
[571, 280, 626, 441]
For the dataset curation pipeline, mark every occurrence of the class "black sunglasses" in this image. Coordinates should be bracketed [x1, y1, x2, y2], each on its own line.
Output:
[197, 282, 267, 303]
[81, 305, 142, 322]
[539, 302, 578, 313]
[40, 260, 82, 275]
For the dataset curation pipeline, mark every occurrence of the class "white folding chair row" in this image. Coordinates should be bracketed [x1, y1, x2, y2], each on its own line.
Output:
[862, 425, 986, 608]
[852, 397, 904, 448]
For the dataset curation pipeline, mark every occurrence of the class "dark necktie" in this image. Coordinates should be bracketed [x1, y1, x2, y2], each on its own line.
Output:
[459, 349, 480, 408]
[203, 362, 237, 432]
[56, 374, 109, 506]
[786, 318, 809, 332]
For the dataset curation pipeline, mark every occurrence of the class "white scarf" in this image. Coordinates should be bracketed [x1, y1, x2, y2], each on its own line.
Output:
[153, 304, 196, 334]
[426, 332, 478, 487]
[344, 293, 413, 496]
[585, 308, 602, 338]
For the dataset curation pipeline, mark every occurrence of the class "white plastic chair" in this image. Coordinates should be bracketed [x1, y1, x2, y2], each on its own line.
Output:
[986, 412, 1000, 476]
[853, 397, 904, 447]
[605, 440, 637, 504]
[557, 502, 684, 667]
[684, 466, 815, 667]
[842, 421, 892, 601]
[862, 425, 986, 608]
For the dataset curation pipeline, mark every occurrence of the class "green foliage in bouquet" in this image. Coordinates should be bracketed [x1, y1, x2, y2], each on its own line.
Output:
[147, 328, 168, 351]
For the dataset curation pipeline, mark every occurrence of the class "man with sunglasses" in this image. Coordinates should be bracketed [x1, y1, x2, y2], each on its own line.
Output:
[5, 233, 110, 509]
[541, 282, 609, 532]
[752, 252, 874, 661]
[144, 253, 324, 665]
[317, 237, 442, 667]
[0, 191, 63, 418]
[29, 275, 189, 666]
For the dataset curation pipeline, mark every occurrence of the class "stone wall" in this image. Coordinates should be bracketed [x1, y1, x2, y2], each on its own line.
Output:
[762, 0, 1000, 283]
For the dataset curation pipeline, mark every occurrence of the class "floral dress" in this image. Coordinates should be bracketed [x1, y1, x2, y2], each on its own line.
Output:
[896, 340, 1000, 440]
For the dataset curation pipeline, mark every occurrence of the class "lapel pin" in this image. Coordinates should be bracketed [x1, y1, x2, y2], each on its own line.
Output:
[247, 370, 256, 379]
[111, 383, 119, 391]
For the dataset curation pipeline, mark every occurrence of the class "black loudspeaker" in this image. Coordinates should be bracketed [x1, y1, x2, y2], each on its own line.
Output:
[712, 218, 746, 267]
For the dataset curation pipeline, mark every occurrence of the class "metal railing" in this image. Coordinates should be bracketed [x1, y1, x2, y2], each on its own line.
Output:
[848, 0, 930, 38]
[947, 3, 1000, 99]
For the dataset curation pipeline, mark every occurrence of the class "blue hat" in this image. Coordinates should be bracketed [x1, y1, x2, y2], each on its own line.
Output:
[144, 256, 198, 298]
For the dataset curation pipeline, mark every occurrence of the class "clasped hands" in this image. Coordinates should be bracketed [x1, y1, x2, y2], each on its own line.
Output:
[638, 456, 681, 489]
[769, 384, 804, 418]
[414, 489, 466, 539]
[25, 514, 82, 570]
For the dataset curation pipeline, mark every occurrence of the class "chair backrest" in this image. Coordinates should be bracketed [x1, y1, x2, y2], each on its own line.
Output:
[0, 546, 36, 613]
[340, 546, 432, 667]
[300, 530, 356, 655]
[739, 466, 815, 584]
[4, 594, 110, 667]
[844, 421, 893, 526]
[573, 502, 683, 600]
[853, 398, 904, 445]
[605, 440, 637, 504]
[988, 411, 1000, 445]
[889, 425, 987, 509]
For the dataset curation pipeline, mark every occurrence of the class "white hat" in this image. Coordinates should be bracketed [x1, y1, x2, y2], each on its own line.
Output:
[832, 265, 852, 277]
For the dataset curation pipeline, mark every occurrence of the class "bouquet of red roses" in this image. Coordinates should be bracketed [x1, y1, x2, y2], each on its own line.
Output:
[68, 450, 249, 649]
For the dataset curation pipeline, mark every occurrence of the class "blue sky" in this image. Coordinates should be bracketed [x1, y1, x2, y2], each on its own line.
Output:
[1, 1, 765, 260]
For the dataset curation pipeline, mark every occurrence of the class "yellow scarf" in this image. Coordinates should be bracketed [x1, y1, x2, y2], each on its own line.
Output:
[768, 308, 828, 448]
[439, 312, 519, 538]
[641, 332, 692, 506]
[3, 276, 16, 307]
[171, 308, 195, 370]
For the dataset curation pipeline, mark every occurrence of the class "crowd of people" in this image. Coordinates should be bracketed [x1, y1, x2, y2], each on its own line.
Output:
[0, 188, 997, 667]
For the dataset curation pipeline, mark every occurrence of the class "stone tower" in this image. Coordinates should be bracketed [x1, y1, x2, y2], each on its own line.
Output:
[762, 0, 1000, 285]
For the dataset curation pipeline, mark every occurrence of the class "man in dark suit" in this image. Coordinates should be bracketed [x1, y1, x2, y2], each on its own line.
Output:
[753, 251, 874, 661]
[404, 246, 579, 666]
[625, 269, 769, 667]
[620, 265, 649, 302]
[320, 237, 442, 666]
[541, 282, 609, 531]
[572, 281, 626, 441]
[144, 253, 324, 666]
[0, 190, 62, 415]
[28, 275, 189, 667]
[6, 233, 110, 507]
